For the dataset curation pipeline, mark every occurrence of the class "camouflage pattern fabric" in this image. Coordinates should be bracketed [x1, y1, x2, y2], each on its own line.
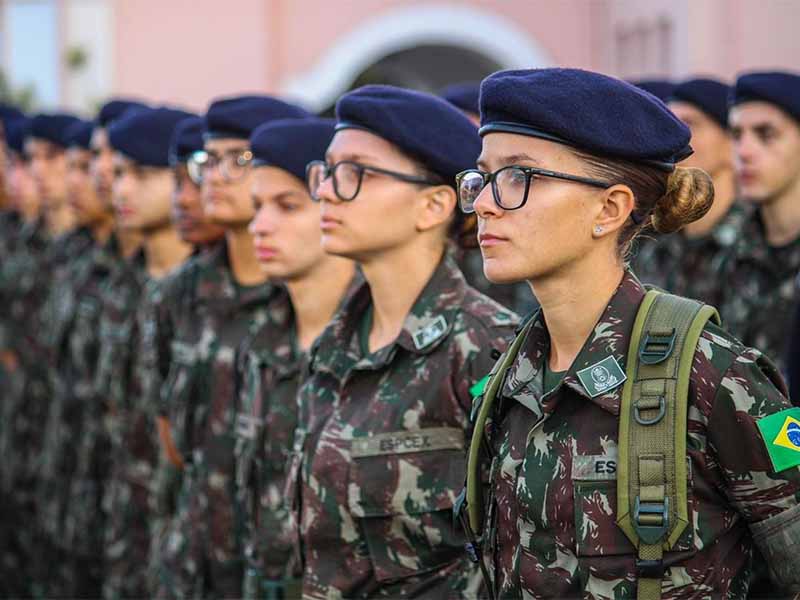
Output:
[37, 233, 121, 597]
[291, 254, 518, 598]
[719, 211, 800, 375]
[89, 249, 161, 600]
[149, 241, 276, 599]
[632, 204, 747, 306]
[475, 269, 800, 598]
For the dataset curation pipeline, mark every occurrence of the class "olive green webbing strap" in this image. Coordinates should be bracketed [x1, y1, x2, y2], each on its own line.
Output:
[617, 291, 720, 600]
[466, 319, 535, 534]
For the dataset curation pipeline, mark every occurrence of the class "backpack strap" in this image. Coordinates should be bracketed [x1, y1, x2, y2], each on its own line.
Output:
[466, 318, 535, 535]
[616, 290, 720, 600]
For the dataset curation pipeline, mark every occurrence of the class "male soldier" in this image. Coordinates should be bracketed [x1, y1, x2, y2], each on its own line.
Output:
[151, 95, 309, 599]
[634, 78, 742, 306]
[441, 81, 539, 318]
[94, 107, 194, 600]
[146, 115, 226, 592]
[721, 71, 800, 374]
[36, 111, 127, 597]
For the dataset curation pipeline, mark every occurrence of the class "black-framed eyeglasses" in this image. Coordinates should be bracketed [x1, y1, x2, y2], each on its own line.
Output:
[187, 148, 253, 185]
[306, 159, 441, 202]
[456, 165, 610, 214]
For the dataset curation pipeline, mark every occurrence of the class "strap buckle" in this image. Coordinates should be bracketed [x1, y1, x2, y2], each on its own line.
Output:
[634, 396, 666, 426]
[638, 330, 676, 365]
[633, 496, 670, 544]
[635, 558, 666, 579]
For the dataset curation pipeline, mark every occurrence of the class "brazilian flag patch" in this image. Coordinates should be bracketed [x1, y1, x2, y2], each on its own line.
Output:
[756, 407, 800, 473]
[470, 375, 490, 398]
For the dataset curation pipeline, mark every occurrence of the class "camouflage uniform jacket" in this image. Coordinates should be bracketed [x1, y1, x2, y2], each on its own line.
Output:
[633, 204, 747, 306]
[475, 269, 800, 598]
[38, 233, 121, 548]
[719, 211, 800, 374]
[154, 241, 277, 597]
[234, 287, 303, 585]
[291, 255, 518, 599]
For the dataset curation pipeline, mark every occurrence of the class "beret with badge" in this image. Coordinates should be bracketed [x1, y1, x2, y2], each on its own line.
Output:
[336, 84, 482, 184]
[669, 78, 731, 128]
[730, 71, 800, 123]
[30, 113, 83, 149]
[480, 68, 693, 171]
[250, 117, 335, 182]
[204, 95, 311, 140]
[109, 107, 196, 167]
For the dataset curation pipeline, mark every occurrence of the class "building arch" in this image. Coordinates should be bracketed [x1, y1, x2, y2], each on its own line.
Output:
[280, 3, 552, 112]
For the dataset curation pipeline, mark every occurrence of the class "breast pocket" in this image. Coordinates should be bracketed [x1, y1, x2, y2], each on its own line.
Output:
[347, 427, 467, 582]
[572, 454, 694, 561]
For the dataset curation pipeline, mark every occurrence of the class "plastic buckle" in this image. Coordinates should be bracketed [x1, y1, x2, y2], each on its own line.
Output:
[633, 496, 670, 544]
[635, 558, 666, 578]
[639, 330, 676, 365]
[634, 396, 666, 426]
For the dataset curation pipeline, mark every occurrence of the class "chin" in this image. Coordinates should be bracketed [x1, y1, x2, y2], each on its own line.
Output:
[482, 256, 527, 285]
[320, 234, 356, 259]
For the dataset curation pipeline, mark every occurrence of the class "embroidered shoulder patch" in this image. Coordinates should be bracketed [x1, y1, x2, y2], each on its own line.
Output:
[576, 356, 627, 398]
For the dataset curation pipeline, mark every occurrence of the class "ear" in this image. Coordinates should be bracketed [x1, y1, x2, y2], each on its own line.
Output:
[592, 184, 635, 238]
[415, 185, 457, 233]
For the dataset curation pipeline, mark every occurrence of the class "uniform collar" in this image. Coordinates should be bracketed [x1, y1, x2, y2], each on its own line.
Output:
[502, 270, 646, 417]
[194, 240, 274, 308]
[311, 253, 467, 378]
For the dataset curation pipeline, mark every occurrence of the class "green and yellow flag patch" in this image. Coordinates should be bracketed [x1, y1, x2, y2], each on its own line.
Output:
[756, 408, 800, 473]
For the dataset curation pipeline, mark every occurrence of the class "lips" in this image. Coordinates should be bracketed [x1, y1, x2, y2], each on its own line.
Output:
[320, 215, 342, 231]
[479, 232, 508, 247]
[254, 245, 278, 261]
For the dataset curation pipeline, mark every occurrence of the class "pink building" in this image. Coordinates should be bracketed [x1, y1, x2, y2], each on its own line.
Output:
[2, 0, 799, 113]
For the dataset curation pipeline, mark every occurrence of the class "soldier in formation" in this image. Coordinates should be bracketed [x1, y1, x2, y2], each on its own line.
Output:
[0, 67, 799, 600]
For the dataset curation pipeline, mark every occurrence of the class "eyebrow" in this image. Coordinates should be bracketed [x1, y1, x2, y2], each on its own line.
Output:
[477, 152, 542, 171]
[324, 151, 376, 164]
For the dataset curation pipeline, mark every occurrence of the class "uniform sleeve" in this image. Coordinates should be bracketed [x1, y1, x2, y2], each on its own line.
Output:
[707, 347, 800, 590]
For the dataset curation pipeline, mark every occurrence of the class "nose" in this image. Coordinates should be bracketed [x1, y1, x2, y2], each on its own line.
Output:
[473, 183, 502, 219]
[316, 172, 339, 204]
[734, 131, 758, 164]
[249, 205, 275, 237]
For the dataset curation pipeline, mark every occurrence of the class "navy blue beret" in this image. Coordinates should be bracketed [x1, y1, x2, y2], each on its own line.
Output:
[441, 82, 481, 115]
[109, 107, 196, 167]
[336, 84, 481, 182]
[630, 79, 677, 102]
[30, 113, 83, 148]
[64, 119, 95, 150]
[204, 95, 311, 140]
[480, 69, 692, 170]
[6, 117, 31, 155]
[169, 116, 205, 165]
[0, 104, 25, 132]
[730, 71, 800, 123]
[669, 78, 730, 128]
[250, 117, 335, 182]
[98, 99, 149, 127]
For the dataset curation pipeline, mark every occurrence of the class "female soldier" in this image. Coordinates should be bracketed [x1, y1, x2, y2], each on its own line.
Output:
[458, 68, 800, 598]
[296, 85, 518, 598]
[234, 117, 356, 599]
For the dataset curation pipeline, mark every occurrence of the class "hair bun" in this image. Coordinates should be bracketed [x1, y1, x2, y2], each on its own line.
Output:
[651, 167, 714, 234]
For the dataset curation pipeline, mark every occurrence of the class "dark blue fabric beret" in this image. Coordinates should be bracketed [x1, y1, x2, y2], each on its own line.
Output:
[30, 113, 82, 148]
[204, 95, 311, 140]
[6, 117, 31, 155]
[441, 82, 481, 115]
[669, 78, 730, 128]
[480, 69, 692, 170]
[98, 99, 149, 127]
[335, 84, 481, 182]
[64, 119, 95, 150]
[630, 79, 677, 102]
[250, 117, 335, 182]
[109, 107, 196, 167]
[0, 104, 25, 132]
[169, 116, 205, 165]
[730, 71, 800, 123]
